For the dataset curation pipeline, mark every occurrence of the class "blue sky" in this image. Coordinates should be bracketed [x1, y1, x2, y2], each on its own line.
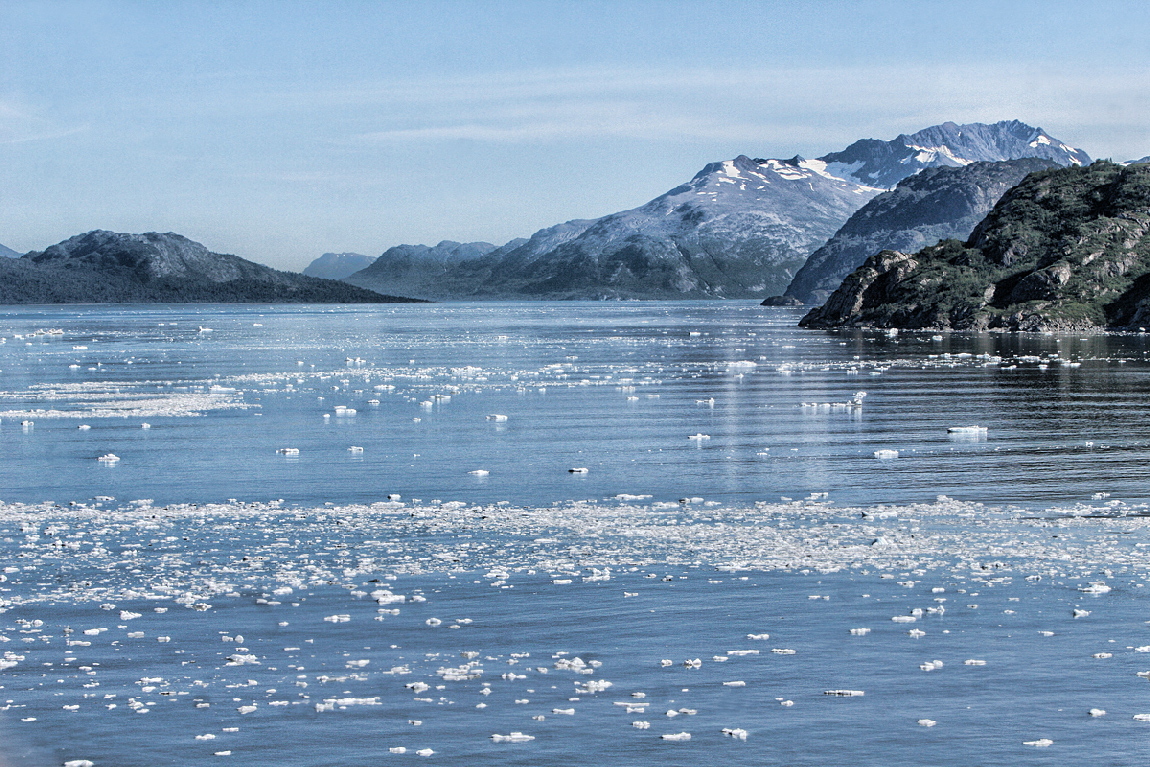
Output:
[2, 0, 1148, 270]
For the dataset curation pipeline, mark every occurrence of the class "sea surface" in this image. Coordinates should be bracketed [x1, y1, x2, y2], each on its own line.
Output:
[1, 302, 1149, 766]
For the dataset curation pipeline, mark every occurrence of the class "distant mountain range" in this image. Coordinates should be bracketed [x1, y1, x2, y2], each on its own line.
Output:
[302, 252, 378, 280]
[328, 120, 1090, 301]
[0, 231, 417, 304]
[799, 161, 1150, 331]
[0, 242, 20, 258]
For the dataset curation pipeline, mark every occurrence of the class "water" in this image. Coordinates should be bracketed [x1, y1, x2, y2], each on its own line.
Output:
[2, 302, 1149, 765]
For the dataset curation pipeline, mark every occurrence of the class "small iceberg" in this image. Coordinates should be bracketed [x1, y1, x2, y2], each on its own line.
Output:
[873, 449, 899, 459]
[97, 453, 120, 463]
[947, 425, 988, 435]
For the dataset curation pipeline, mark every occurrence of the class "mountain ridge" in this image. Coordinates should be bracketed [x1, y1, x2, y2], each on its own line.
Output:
[339, 120, 1089, 301]
[4, 231, 417, 304]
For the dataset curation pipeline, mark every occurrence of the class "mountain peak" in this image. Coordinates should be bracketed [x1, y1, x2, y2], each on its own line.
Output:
[819, 120, 1089, 188]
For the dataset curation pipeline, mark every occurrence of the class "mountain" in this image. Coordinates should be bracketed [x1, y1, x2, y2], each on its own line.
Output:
[798, 161, 1150, 331]
[1131, 156, 1150, 165]
[345, 239, 513, 300]
[818, 120, 1089, 188]
[347, 120, 1089, 301]
[774, 158, 1058, 305]
[302, 252, 377, 280]
[349, 157, 884, 299]
[1, 231, 418, 304]
[0, 242, 20, 258]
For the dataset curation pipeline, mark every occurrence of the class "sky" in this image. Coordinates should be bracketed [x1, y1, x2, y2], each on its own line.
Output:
[1, 0, 1149, 271]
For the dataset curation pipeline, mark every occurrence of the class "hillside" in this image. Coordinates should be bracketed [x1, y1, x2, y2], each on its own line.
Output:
[302, 252, 377, 280]
[799, 161, 1150, 331]
[2, 231, 417, 304]
[775, 158, 1057, 305]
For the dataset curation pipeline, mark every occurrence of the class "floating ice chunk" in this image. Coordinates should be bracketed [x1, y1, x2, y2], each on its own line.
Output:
[425, 618, 442, 627]
[323, 614, 350, 623]
[120, 611, 142, 620]
[276, 448, 299, 456]
[1089, 708, 1106, 717]
[964, 659, 987, 666]
[64, 762, 95, 767]
[552, 708, 575, 715]
[347, 446, 364, 454]
[1073, 609, 1091, 618]
[918, 719, 937, 727]
[568, 467, 589, 474]
[779, 700, 794, 707]
[632, 721, 650, 729]
[920, 660, 944, 671]
[97, 453, 120, 463]
[141, 423, 151, 430]
[873, 450, 899, 459]
[824, 690, 864, 697]
[947, 426, 987, 435]
[1133, 714, 1150, 721]
[908, 629, 926, 638]
[1080, 582, 1111, 594]
[682, 658, 702, 668]
[236, 705, 257, 714]
[195, 734, 217, 740]
[661, 732, 691, 741]
[468, 470, 490, 476]
[78, 424, 91, 431]
[849, 628, 871, 636]
[660, 660, 673, 667]
[1092, 653, 1113, 659]
[389, 747, 407, 754]
[1023, 739, 1053, 747]
[746, 633, 769, 640]
[491, 732, 534, 743]
[721, 727, 748, 740]
[688, 434, 710, 440]
[723, 681, 746, 687]
[486, 415, 508, 422]
[416, 749, 434, 756]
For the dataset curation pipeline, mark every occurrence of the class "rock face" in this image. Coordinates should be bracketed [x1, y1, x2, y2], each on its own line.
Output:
[347, 121, 1089, 301]
[2, 231, 417, 304]
[0, 242, 19, 258]
[799, 161, 1150, 331]
[818, 120, 1089, 188]
[302, 252, 377, 280]
[778, 158, 1057, 305]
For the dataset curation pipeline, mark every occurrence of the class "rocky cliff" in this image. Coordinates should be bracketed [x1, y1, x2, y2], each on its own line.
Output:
[799, 161, 1150, 331]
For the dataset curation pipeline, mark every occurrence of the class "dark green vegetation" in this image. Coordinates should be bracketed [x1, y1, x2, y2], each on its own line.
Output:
[800, 161, 1150, 331]
[0, 231, 418, 304]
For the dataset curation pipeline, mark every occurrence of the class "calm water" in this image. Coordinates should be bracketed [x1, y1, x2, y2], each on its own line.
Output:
[1, 302, 1149, 766]
[4, 302, 1150, 508]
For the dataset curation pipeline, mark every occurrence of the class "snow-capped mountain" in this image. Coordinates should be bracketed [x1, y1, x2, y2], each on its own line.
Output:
[819, 120, 1088, 189]
[345, 121, 1091, 301]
